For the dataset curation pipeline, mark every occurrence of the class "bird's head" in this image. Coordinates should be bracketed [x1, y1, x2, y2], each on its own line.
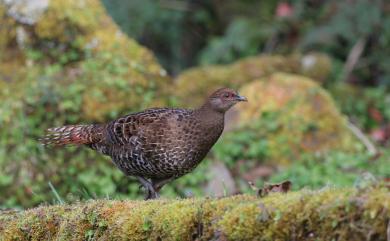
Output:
[206, 87, 247, 113]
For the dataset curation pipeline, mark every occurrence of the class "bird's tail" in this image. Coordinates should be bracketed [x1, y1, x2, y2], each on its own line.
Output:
[40, 124, 104, 146]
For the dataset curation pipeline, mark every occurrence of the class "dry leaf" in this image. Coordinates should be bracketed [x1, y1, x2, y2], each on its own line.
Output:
[248, 180, 292, 197]
[258, 180, 292, 197]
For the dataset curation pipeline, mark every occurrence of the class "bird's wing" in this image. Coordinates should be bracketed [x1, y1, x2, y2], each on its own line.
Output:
[105, 108, 188, 146]
[102, 108, 193, 171]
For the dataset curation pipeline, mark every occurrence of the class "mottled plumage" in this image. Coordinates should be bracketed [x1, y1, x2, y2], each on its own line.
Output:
[42, 88, 247, 199]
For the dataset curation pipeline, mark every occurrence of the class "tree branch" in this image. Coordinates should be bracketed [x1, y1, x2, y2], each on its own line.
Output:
[342, 37, 367, 82]
[347, 121, 378, 157]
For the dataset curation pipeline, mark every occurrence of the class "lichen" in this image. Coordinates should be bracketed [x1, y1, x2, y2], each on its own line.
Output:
[0, 186, 388, 241]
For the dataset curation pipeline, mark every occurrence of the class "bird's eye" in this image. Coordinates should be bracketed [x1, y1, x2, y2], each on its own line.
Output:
[224, 93, 230, 98]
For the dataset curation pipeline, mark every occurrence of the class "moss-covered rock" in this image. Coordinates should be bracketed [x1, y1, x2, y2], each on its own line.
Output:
[0, 0, 171, 208]
[174, 53, 331, 107]
[0, 186, 388, 241]
[0, 0, 170, 121]
[299, 52, 332, 83]
[226, 73, 362, 165]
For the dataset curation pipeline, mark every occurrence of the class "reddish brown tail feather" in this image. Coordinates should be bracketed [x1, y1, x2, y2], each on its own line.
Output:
[40, 124, 103, 146]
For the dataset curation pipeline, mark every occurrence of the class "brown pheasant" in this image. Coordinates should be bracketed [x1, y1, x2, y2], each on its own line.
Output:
[41, 88, 247, 199]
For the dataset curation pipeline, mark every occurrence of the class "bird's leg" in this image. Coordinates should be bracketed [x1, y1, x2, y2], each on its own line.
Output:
[152, 177, 174, 193]
[136, 176, 158, 200]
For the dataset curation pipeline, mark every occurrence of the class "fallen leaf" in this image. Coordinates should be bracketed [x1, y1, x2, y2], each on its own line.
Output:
[259, 180, 292, 197]
[248, 180, 292, 197]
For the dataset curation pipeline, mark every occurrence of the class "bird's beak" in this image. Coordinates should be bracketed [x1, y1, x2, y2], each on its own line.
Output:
[236, 95, 248, 102]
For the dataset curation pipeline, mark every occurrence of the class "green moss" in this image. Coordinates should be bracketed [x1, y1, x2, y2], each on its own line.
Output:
[0, 186, 388, 240]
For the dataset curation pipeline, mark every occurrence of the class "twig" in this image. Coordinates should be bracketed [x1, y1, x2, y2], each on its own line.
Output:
[342, 37, 367, 82]
[347, 121, 378, 157]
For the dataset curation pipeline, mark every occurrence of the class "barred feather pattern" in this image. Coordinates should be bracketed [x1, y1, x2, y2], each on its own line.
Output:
[87, 107, 224, 179]
[41, 124, 103, 146]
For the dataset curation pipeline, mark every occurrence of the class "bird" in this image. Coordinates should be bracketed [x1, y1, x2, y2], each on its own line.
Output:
[41, 88, 247, 199]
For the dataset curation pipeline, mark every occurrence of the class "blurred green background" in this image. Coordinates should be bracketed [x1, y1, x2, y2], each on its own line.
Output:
[0, 0, 389, 208]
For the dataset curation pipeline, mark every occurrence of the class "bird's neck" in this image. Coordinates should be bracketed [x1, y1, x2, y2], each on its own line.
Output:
[194, 102, 225, 128]
[193, 102, 225, 150]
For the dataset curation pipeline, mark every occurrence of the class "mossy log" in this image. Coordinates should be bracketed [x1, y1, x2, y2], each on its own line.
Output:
[0, 186, 388, 241]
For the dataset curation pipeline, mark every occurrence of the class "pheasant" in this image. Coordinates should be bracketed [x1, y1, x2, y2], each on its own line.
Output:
[41, 88, 247, 199]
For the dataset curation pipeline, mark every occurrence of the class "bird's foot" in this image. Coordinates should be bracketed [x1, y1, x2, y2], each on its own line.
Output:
[152, 177, 174, 192]
[145, 189, 160, 200]
[136, 176, 160, 200]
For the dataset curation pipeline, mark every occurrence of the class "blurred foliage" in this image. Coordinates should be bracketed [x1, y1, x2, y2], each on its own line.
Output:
[270, 151, 390, 189]
[198, 18, 266, 65]
[103, 0, 390, 86]
[102, 0, 196, 74]
[330, 83, 390, 130]
[301, 0, 390, 86]
[104, 0, 390, 136]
